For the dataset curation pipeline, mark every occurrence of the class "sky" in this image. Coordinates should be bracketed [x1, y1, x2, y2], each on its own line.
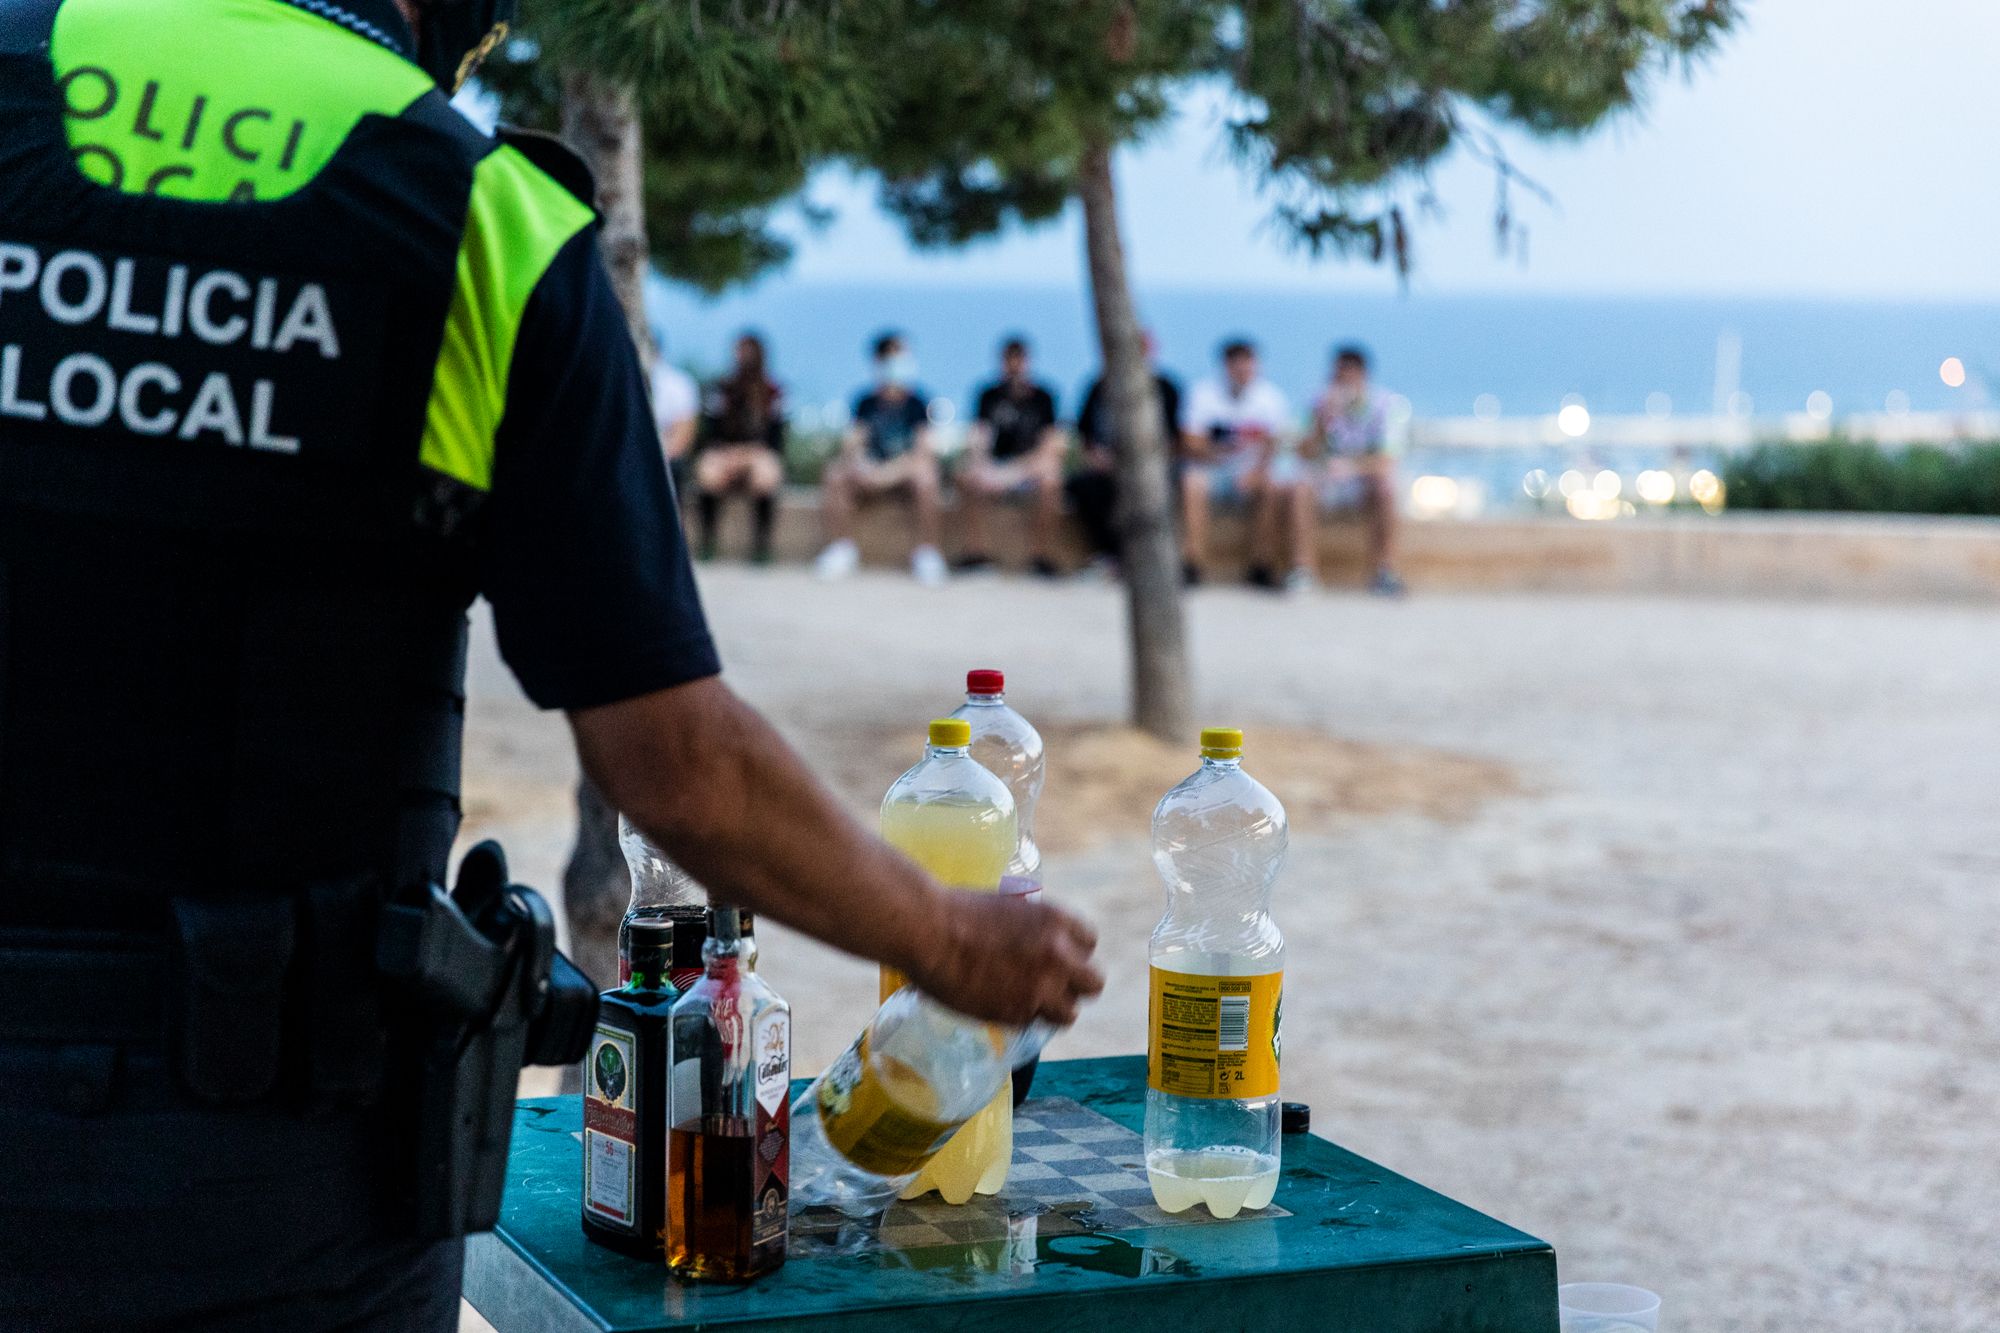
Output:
[761, 0, 1999, 301]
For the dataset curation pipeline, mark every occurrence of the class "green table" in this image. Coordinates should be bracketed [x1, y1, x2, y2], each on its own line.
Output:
[465, 1056, 1557, 1332]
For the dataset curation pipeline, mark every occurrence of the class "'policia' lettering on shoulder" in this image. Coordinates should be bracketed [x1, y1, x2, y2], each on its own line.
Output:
[0, 241, 340, 453]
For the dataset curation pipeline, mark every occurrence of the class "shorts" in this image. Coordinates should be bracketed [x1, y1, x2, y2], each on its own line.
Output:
[1317, 453, 1392, 510]
[1188, 451, 1313, 499]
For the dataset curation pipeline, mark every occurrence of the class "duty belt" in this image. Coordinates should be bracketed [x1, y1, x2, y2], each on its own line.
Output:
[0, 927, 166, 1046]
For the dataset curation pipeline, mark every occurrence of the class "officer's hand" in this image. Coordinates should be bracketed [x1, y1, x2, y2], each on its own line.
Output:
[910, 891, 1104, 1028]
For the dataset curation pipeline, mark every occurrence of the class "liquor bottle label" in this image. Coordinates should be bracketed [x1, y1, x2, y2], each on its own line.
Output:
[583, 1021, 639, 1228]
[1147, 967, 1283, 1099]
[816, 1032, 962, 1177]
[754, 1010, 790, 1117]
[752, 1008, 791, 1256]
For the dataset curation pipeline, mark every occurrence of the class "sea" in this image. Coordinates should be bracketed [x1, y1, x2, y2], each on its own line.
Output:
[647, 282, 2000, 511]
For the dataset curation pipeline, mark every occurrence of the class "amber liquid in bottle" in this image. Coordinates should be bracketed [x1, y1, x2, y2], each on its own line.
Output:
[666, 908, 789, 1282]
[666, 1116, 786, 1279]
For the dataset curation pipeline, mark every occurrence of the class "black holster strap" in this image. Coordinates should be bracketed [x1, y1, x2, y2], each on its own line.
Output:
[0, 934, 165, 1044]
[170, 898, 295, 1104]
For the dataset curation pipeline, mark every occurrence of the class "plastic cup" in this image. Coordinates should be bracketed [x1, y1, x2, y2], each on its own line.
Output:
[1558, 1283, 1660, 1332]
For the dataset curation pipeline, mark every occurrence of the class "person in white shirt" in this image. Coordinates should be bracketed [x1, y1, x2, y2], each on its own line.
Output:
[650, 342, 700, 490]
[1179, 338, 1296, 588]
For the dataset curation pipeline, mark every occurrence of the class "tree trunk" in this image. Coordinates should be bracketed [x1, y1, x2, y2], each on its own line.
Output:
[1077, 139, 1192, 742]
[555, 70, 651, 998]
[560, 71, 653, 359]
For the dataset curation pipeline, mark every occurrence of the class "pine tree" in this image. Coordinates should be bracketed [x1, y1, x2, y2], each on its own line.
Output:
[857, 0, 1740, 740]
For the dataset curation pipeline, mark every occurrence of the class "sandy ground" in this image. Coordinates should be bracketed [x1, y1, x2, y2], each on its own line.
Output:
[457, 567, 2000, 1333]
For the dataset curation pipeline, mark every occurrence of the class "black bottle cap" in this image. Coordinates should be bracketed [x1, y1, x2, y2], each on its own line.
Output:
[1282, 1102, 1311, 1134]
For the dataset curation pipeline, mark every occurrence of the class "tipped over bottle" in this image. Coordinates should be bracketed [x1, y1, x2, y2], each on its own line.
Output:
[877, 717, 1017, 1203]
[788, 986, 1051, 1219]
[1144, 727, 1287, 1219]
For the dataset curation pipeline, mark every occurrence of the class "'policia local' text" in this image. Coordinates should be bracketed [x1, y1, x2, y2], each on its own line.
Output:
[0, 242, 340, 454]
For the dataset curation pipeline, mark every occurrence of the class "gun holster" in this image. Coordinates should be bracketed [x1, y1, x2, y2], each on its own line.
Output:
[375, 840, 598, 1239]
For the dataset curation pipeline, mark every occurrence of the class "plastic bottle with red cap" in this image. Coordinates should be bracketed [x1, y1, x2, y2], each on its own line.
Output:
[950, 669, 1048, 1105]
[949, 669, 1044, 894]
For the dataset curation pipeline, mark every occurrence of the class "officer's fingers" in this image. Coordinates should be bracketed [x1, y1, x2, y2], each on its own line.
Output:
[1034, 972, 1081, 1027]
[1043, 914, 1103, 998]
[1048, 902, 1098, 954]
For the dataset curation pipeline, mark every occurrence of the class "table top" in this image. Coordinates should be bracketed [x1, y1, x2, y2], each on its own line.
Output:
[465, 1055, 1558, 1333]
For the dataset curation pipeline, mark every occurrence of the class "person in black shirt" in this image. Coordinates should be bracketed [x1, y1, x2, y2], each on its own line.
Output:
[815, 331, 947, 584]
[692, 332, 787, 563]
[1067, 333, 1184, 576]
[955, 336, 1068, 576]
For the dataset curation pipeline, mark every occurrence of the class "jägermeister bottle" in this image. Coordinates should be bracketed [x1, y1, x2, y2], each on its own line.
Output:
[581, 917, 675, 1258]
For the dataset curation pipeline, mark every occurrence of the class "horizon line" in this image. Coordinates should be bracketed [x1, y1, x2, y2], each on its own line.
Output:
[656, 274, 2000, 308]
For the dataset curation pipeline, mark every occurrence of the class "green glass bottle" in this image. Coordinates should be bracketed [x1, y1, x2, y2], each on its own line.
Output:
[581, 917, 676, 1258]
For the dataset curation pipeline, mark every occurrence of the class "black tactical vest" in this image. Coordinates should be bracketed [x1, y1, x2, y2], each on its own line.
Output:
[0, 0, 493, 1096]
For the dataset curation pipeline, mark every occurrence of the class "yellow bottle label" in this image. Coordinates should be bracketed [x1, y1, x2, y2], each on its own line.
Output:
[816, 1032, 963, 1177]
[1147, 966, 1283, 1099]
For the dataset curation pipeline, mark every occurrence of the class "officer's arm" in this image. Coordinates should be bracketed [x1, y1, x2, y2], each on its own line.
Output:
[568, 678, 1103, 1027]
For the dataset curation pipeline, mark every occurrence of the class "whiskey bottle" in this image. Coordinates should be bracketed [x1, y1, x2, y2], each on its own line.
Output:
[667, 907, 790, 1281]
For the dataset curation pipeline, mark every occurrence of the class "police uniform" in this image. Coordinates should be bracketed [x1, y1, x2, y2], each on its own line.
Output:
[0, 0, 719, 1326]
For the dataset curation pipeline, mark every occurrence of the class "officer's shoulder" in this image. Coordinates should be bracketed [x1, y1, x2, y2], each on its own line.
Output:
[494, 126, 598, 212]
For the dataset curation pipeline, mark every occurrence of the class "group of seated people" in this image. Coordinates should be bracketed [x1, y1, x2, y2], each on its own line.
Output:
[655, 327, 1404, 595]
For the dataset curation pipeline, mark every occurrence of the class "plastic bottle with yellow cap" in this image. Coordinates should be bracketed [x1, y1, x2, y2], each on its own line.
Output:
[875, 717, 1018, 1202]
[1145, 726, 1288, 1217]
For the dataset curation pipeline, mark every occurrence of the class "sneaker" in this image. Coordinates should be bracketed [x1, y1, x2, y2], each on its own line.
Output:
[1245, 564, 1279, 591]
[1181, 561, 1203, 588]
[1284, 566, 1318, 596]
[697, 538, 719, 563]
[1030, 557, 1063, 580]
[815, 539, 859, 580]
[952, 553, 995, 574]
[911, 545, 949, 587]
[1370, 568, 1407, 598]
[1078, 555, 1121, 583]
[752, 547, 775, 567]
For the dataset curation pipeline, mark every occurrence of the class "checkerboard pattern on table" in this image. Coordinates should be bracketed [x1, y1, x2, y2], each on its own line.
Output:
[799, 1096, 1289, 1256]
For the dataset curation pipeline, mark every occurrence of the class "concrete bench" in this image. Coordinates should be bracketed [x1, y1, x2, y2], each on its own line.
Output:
[689, 488, 2000, 601]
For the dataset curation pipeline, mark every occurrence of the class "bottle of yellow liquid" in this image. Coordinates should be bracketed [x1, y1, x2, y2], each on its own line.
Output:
[878, 717, 1017, 1204]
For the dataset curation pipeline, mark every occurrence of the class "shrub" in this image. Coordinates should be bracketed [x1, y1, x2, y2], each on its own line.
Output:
[1721, 440, 2000, 516]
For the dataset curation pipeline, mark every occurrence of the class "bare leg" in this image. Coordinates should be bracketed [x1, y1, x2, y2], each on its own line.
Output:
[1245, 476, 1276, 572]
[1180, 468, 1211, 569]
[821, 462, 856, 543]
[960, 470, 993, 556]
[1366, 471, 1399, 575]
[1290, 476, 1318, 573]
[1031, 456, 1063, 562]
[912, 455, 944, 551]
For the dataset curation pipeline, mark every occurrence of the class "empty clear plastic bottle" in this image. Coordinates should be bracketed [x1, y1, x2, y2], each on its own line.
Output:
[789, 986, 1051, 1218]
[877, 717, 1016, 1202]
[949, 667, 1048, 1107]
[618, 816, 719, 991]
[1144, 727, 1287, 1219]
[949, 669, 1044, 889]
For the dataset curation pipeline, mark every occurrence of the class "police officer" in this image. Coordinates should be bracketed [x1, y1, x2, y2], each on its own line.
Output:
[0, 0, 1103, 1326]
